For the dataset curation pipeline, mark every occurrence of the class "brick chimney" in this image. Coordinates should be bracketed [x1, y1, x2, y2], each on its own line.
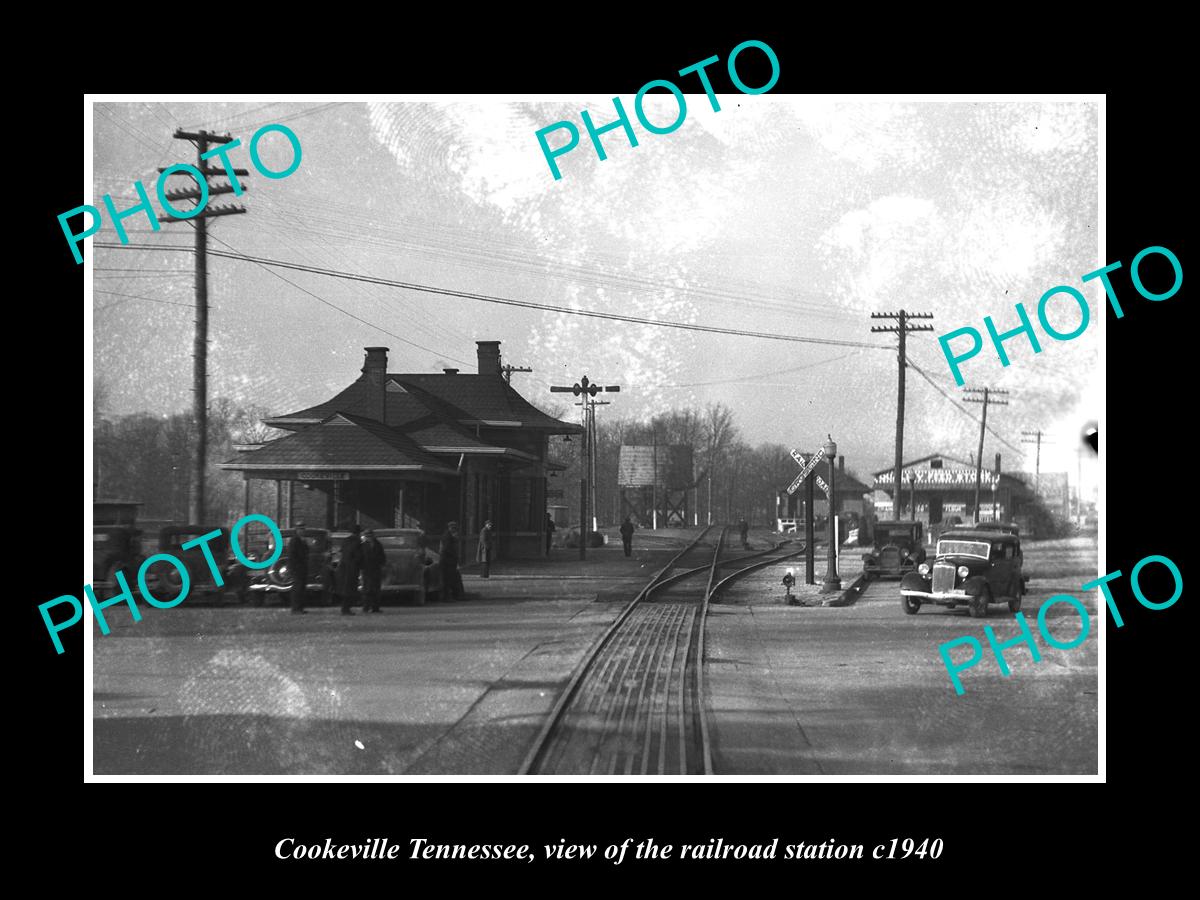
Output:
[361, 347, 388, 424]
[476, 340, 501, 376]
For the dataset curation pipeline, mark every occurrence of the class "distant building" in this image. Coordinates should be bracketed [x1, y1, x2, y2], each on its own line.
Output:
[219, 342, 581, 559]
[872, 452, 1037, 531]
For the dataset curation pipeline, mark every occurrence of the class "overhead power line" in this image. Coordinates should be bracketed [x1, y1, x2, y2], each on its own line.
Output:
[92, 242, 893, 351]
[905, 358, 1021, 454]
[202, 232, 475, 368]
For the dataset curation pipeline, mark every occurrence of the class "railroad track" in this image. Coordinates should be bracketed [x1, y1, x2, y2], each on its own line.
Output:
[519, 525, 805, 775]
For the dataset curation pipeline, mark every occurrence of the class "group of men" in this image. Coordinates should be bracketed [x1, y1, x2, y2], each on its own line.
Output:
[285, 523, 388, 615]
[284, 521, 472, 614]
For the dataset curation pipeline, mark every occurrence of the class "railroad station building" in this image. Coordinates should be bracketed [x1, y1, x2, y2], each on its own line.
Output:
[219, 341, 582, 559]
[871, 452, 1038, 531]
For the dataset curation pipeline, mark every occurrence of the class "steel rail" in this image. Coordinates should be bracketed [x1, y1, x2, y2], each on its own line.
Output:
[518, 524, 717, 775]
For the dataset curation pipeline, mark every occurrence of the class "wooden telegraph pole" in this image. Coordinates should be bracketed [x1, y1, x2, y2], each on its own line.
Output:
[964, 388, 1009, 523]
[550, 375, 620, 558]
[1022, 429, 1054, 497]
[870, 310, 934, 519]
[576, 397, 611, 530]
[161, 129, 248, 525]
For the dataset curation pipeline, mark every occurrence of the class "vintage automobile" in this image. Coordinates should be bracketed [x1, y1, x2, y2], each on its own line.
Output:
[246, 528, 335, 606]
[152, 525, 247, 605]
[370, 528, 441, 605]
[862, 520, 926, 579]
[563, 526, 607, 549]
[949, 521, 1020, 536]
[92, 525, 145, 599]
[899, 530, 1027, 617]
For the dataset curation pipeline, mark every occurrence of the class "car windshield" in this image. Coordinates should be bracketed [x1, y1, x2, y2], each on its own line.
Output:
[884, 529, 915, 543]
[937, 540, 990, 559]
[379, 535, 421, 550]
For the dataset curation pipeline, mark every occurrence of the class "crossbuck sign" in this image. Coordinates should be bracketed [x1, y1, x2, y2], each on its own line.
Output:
[787, 447, 825, 495]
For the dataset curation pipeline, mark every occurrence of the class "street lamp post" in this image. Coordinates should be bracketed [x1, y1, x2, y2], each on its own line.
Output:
[821, 434, 842, 593]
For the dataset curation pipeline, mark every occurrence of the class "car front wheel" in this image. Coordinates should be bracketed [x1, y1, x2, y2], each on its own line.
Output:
[969, 586, 991, 618]
[902, 595, 921, 615]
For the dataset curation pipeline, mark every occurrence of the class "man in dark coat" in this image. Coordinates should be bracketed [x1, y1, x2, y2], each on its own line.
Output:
[477, 520, 495, 579]
[338, 523, 363, 616]
[545, 512, 556, 554]
[739, 517, 750, 550]
[287, 524, 309, 615]
[619, 516, 635, 558]
[439, 522, 464, 601]
[360, 529, 386, 613]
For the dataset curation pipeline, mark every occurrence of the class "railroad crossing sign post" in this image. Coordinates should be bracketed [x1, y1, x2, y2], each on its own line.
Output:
[787, 446, 824, 585]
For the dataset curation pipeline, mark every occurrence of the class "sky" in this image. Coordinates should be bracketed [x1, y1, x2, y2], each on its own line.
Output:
[90, 97, 1100, 497]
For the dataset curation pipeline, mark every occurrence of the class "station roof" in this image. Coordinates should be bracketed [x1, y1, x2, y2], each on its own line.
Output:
[266, 374, 580, 434]
[218, 413, 459, 475]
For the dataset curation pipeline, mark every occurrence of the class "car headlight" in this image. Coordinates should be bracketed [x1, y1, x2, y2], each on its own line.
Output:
[918, 563, 930, 576]
[957, 565, 970, 579]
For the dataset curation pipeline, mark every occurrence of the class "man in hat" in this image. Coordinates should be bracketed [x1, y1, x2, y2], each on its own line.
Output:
[287, 524, 309, 614]
[477, 520, 495, 579]
[360, 528, 385, 613]
[337, 523, 363, 616]
[619, 516, 635, 558]
[439, 522, 464, 601]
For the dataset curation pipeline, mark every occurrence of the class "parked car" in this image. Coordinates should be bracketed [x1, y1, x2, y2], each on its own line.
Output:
[563, 526, 607, 549]
[862, 520, 926, 579]
[246, 528, 335, 606]
[369, 529, 441, 604]
[92, 525, 145, 599]
[899, 530, 1027, 617]
[152, 525, 246, 605]
[949, 521, 1020, 536]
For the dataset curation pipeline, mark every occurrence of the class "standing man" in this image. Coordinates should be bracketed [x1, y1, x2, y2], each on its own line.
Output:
[338, 523, 362, 616]
[477, 520, 495, 579]
[439, 522, 464, 601]
[545, 512, 556, 554]
[360, 529, 385, 613]
[739, 516, 750, 550]
[619, 516, 635, 558]
[287, 523, 309, 615]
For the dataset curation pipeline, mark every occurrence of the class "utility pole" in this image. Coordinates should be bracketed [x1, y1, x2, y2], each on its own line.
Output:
[1022, 429, 1055, 497]
[870, 310, 934, 519]
[550, 375, 620, 558]
[500, 363, 533, 384]
[651, 429, 658, 530]
[964, 388, 1010, 523]
[576, 398, 611, 531]
[161, 129, 248, 525]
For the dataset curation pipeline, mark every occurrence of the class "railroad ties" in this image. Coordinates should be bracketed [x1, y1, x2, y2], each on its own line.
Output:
[522, 526, 804, 776]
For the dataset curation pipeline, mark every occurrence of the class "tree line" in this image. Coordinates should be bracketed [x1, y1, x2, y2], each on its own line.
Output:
[543, 402, 863, 528]
[93, 380, 281, 526]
